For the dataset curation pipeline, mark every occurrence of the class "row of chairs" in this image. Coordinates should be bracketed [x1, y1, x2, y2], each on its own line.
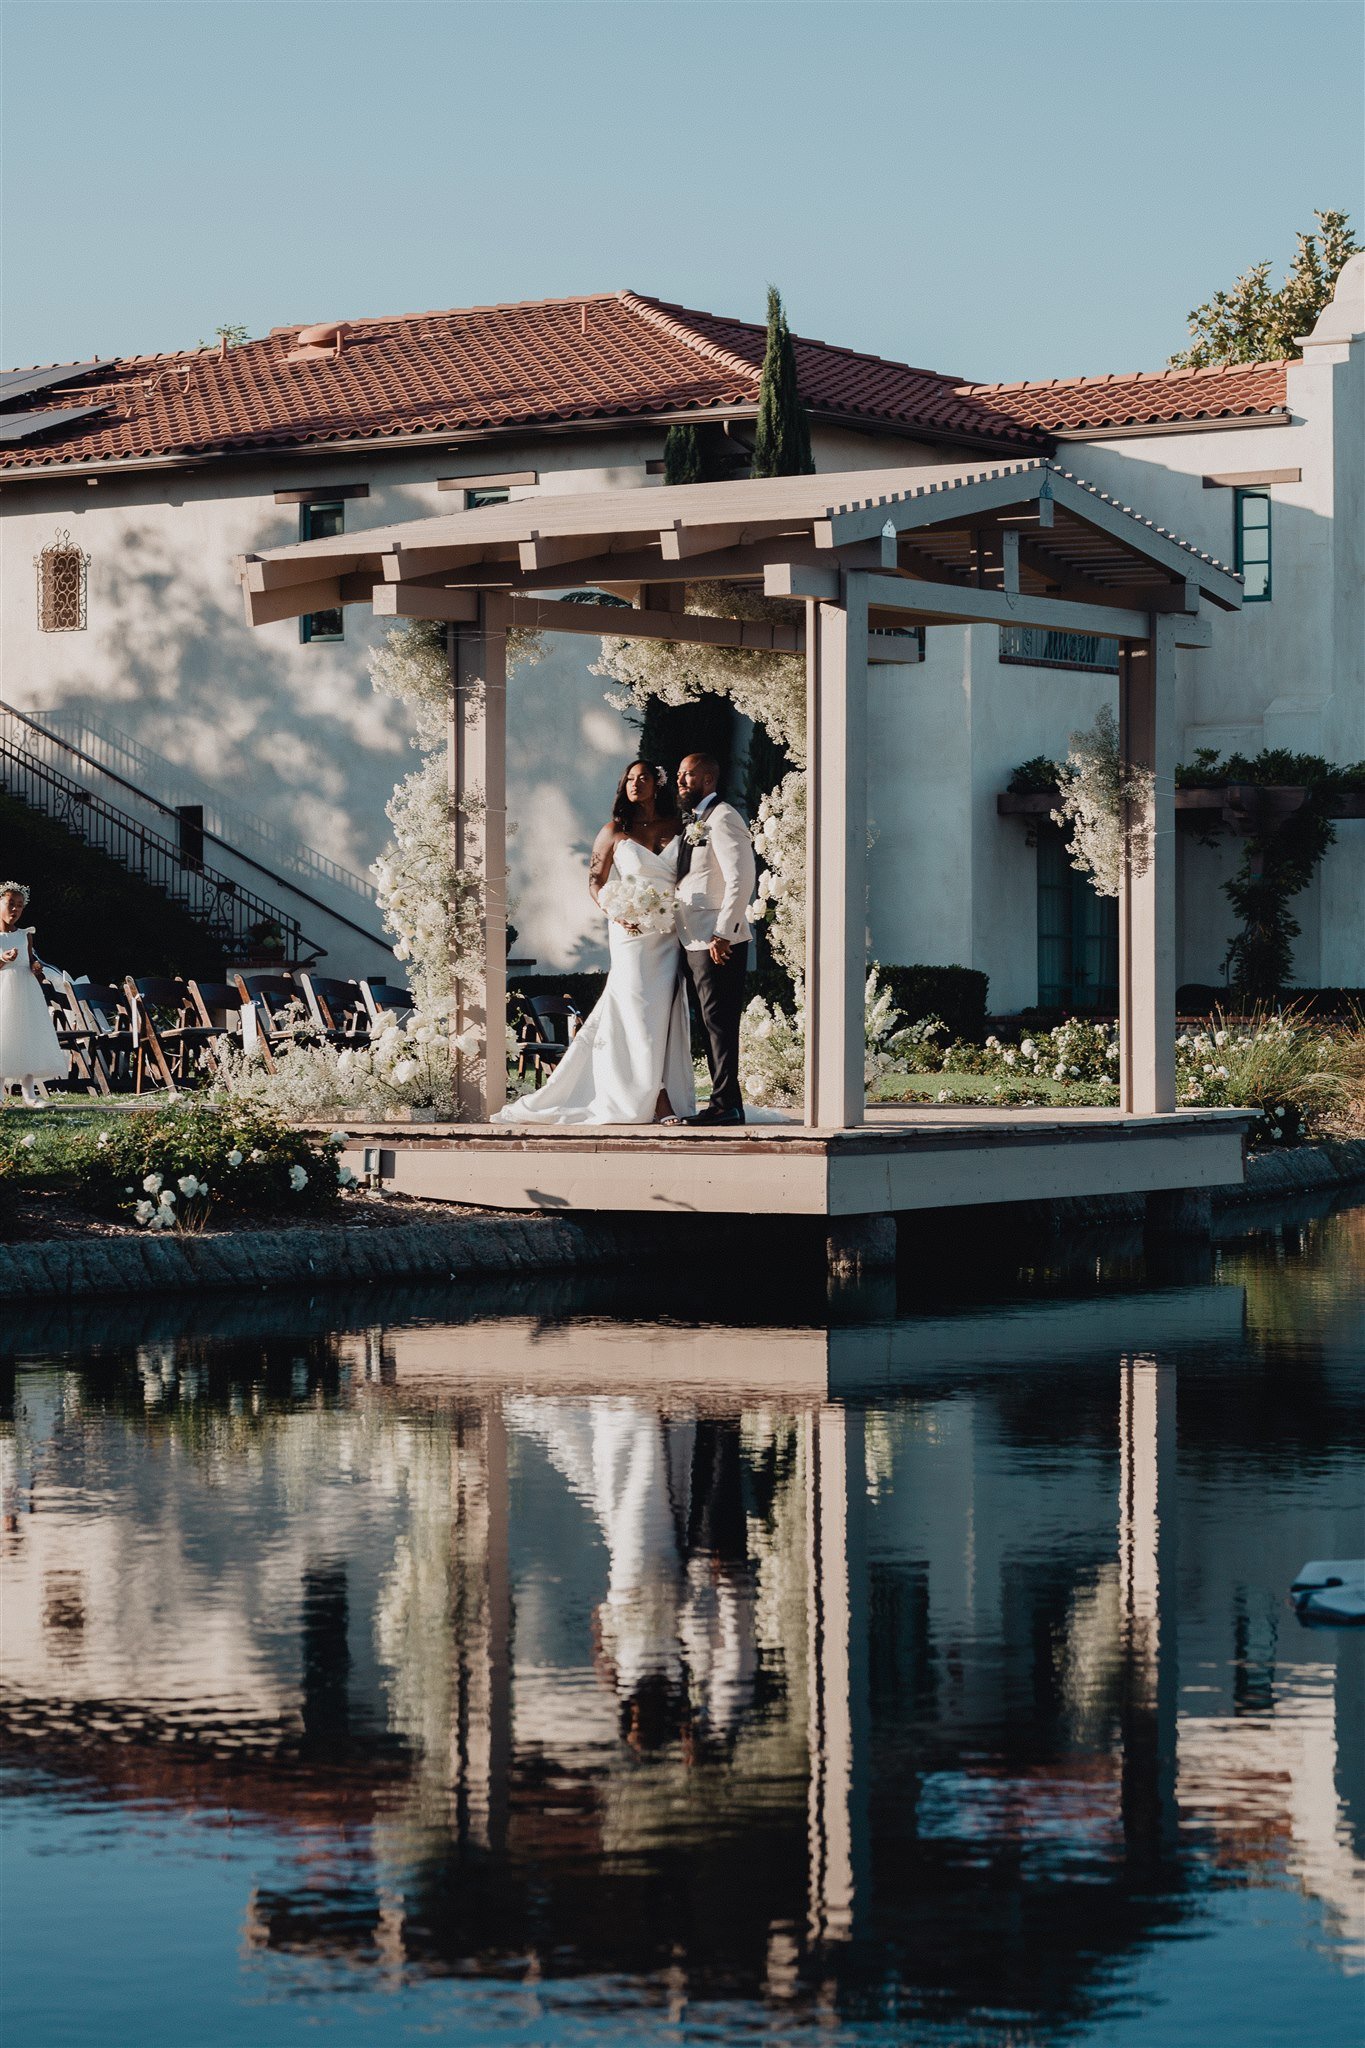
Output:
[42, 969, 586, 1098]
[43, 971, 416, 1097]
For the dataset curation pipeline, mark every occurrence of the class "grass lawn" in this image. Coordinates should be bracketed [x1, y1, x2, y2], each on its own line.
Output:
[0, 1098, 170, 1180]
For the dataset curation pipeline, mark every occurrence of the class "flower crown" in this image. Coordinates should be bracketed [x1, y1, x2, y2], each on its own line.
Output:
[0, 880, 30, 906]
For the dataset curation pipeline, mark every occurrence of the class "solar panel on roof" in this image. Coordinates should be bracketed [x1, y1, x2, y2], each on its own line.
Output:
[0, 404, 109, 446]
[0, 361, 102, 408]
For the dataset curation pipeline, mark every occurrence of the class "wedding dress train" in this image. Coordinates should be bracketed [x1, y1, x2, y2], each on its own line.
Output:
[493, 836, 696, 1127]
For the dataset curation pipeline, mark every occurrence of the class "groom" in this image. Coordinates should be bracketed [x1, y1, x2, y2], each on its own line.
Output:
[669, 752, 756, 1127]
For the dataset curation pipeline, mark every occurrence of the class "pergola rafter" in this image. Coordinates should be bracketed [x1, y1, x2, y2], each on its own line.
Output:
[236, 460, 1243, 1131]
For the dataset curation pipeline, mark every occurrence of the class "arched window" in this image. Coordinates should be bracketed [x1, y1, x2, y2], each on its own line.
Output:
[36, 531, 89, 632]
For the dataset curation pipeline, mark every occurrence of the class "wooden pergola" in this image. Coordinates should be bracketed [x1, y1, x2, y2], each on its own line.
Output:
[237, 459, 1242, 1132]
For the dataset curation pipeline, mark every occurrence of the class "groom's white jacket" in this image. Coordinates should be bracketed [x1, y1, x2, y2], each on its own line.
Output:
[676, 798, 756, 952]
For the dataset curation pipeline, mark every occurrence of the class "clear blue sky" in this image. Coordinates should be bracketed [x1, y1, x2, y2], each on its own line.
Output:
[4, 1, 1361, 381]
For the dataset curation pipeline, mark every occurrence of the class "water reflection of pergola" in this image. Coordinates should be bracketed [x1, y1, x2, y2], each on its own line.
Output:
[238, 463, 1249, 1226]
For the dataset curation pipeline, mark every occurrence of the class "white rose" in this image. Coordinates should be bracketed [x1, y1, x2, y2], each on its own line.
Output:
[177, 1175, 200, 1198]
[134, 1200, 156, 1224]
[227, 1149, 244, 1168]
[143, 1172, 163, 1193]
[392, 1058, 418, 1084]
[288, 1165, 308, 1192]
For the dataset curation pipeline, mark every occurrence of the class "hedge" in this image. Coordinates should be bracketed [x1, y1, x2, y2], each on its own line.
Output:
[510, 963, 991, 1045]
[1176, 983, 1365, 1019]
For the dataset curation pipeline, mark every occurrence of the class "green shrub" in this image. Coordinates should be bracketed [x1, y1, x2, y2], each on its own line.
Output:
[36, 1103, 348, 1229]
[512, 962, 990, 1059]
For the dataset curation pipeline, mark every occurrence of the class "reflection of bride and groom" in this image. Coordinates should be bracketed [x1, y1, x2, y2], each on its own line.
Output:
[495, 753, 756, 1128]
[507, 1398, 760, 1756]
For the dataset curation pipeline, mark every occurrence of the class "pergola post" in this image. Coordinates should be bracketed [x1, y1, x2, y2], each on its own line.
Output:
[1118, 614, 1177, 1115]
[804, 574, 870, 1129]
[449, 593, 508, 1120]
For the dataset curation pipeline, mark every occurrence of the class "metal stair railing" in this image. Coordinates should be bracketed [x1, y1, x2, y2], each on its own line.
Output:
[0, 732, 314, 962]
[35, 704, 375, 903]
[0, 700, 391, 956]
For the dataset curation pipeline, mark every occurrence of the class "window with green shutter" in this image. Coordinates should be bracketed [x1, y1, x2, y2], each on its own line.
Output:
[299, 501, 345, 642]
[1036, 822, 1118, 1012]
[1234, 488, 1271, 601]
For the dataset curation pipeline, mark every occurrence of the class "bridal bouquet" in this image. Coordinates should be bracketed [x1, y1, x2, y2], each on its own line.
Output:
[598, 874, 678, 936]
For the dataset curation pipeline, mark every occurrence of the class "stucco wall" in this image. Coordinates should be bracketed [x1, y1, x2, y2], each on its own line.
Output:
[3, 299, 1360, 997]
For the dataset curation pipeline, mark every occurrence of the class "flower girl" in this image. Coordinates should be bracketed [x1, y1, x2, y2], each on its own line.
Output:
[0, 882, 69, 1105]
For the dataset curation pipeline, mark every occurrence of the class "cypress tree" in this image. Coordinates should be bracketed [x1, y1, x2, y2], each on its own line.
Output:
[663, 424, 704, 485]
[751, 285, 813, 478]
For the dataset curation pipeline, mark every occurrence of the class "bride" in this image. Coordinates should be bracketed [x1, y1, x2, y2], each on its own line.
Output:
[493, 760, 696, 1127]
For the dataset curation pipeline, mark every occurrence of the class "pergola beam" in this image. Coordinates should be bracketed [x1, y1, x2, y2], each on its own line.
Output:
[506, 594, 803, 652]
[241, 572, 375, 627]
[860, 570, 1153, 642]
[373, 583, 481, 624]
[659, 520, 747, 561]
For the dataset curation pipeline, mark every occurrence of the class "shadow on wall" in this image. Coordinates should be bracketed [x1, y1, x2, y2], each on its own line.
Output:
[41, 520, 413, 881]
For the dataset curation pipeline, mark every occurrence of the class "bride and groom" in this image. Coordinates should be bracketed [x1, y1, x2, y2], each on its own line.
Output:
[496, 752, 755, 1128]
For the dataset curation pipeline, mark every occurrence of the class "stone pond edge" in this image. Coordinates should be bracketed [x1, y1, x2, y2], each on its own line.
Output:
[3, 1139, 1364, 1301]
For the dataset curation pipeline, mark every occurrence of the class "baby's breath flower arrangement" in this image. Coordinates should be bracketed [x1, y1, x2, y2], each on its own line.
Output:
[738, 967, 938, 1108]
[1051, 703, 1155, 898]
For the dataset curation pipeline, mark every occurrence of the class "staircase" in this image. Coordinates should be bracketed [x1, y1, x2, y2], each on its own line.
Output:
[35, 705, 376, 909]
[0, 703, 327, 962]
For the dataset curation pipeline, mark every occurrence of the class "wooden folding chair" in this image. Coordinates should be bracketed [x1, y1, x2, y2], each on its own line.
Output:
[42, 979, 113, 1095]
[511, 993, 582, 1088]
[233, 973, 307, 1060]
[299, 973, 371, 1046]
[125, 977, 226, 1091]
[359, 979, 416, 1030]
[70, 981, 140, 1093]
[187, 978, 264, 1073]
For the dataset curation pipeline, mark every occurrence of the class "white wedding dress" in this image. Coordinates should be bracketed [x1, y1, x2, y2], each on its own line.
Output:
[494, 836, 696, 1127]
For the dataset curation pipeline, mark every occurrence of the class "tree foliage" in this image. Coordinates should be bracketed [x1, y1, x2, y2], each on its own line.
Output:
[751, 285, 813, 478]
[1169, 209, 1359, 368]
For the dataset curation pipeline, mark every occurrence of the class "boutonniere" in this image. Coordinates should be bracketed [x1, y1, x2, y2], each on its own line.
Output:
[684, 818, 710, 847]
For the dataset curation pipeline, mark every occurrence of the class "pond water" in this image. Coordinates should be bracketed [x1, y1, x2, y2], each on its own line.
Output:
[2, 1200, 1362, 2047]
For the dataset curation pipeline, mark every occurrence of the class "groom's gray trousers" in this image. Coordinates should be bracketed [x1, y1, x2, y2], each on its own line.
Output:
[681, 943, 749, 1116]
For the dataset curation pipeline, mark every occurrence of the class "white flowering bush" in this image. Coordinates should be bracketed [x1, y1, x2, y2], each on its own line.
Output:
[211, 1013, 457, 1120]
[367, 617, 540, 1105]
[44, 1103, 351, 1228]
[738, 967, 944, 1108]
[1172, 1009, 1345, 1142]
[1051, 703, 1155, 898]
[748, 771, 807, 982]
[593, 582, 806, 761]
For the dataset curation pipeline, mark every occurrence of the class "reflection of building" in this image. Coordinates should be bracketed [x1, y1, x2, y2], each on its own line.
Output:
[2, 1286, 1362, 2025]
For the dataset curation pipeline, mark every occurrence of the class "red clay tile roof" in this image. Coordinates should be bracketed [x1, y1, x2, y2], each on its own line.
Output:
[0, 290, 1046, 473]
[957, 359, 1290, 434]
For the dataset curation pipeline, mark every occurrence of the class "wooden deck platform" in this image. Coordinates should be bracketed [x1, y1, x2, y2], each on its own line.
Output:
[336, 1105, 1251, 1219]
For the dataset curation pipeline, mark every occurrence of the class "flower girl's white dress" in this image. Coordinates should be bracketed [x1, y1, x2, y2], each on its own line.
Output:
[494, 837, 696, 1126]
[0, 929, 69, 1092]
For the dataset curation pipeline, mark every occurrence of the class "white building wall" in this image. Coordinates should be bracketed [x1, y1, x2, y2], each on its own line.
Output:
[3, 263, 1359, 998]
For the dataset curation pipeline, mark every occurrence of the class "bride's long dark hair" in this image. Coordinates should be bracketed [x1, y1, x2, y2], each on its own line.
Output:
[611, 760, 677, 834]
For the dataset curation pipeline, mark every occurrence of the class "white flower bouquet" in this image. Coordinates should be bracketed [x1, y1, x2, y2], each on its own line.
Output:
[598, 873, 678, 936]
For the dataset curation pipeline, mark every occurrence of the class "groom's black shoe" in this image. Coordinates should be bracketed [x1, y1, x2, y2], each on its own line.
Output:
[677, 1103, 745, 1126]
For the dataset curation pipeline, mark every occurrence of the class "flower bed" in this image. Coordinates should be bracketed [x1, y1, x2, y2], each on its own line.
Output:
[0, 1101, 351, 1234]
